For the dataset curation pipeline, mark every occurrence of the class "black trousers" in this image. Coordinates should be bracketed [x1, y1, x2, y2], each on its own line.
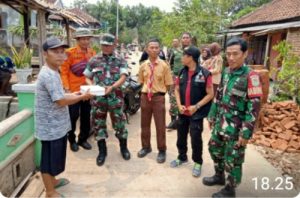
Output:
[177, 115, 204, 164]
[68, 100, 91, 143]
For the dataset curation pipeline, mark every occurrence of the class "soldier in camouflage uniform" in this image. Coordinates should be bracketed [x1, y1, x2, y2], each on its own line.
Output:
[84, 33, 130, 166]
[167, 33, 192, 130]
[202, 38, 262, 198]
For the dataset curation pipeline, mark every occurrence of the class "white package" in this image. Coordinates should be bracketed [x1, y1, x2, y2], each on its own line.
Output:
[80, 85, 105, 96]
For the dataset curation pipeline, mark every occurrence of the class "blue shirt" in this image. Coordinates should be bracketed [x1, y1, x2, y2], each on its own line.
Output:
[34, 66, 71, 141]
[0, 56, 15, 73]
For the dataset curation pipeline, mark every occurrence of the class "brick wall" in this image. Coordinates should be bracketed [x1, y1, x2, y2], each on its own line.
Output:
[286, 28, 300, 56]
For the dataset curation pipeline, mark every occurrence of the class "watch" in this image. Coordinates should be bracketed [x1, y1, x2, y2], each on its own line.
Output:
[196, 103, 201, 110]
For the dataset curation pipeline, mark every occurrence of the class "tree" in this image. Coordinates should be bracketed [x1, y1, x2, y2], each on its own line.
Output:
[72, 0, 273, 46]
[72, 0, 88, 10]
[271, 41, 300, 104]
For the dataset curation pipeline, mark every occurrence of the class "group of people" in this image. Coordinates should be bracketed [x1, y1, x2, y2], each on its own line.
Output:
[34, 28, 263, 198]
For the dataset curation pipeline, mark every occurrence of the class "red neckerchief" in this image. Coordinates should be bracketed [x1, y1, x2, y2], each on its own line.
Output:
[146, 61, 157, 101]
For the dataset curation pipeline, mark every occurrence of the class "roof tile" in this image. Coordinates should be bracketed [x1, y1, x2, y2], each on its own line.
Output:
[231, 0, 300, 28]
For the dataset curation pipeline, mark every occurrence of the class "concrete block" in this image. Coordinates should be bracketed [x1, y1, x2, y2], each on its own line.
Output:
[7, 97, 18, 118]
[0, 163, 14, 197]
[0, 96, 13, 122]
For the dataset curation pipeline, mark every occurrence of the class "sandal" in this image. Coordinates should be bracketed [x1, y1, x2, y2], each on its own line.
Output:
[170, 159, 188, 168]
[54, 178, 70, 189]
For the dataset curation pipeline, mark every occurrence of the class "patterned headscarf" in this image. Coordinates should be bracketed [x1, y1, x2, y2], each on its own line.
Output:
[210, 42, 222, 56]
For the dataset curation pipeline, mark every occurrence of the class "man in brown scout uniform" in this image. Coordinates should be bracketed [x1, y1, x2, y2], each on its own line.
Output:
[137, 38, 173, 163]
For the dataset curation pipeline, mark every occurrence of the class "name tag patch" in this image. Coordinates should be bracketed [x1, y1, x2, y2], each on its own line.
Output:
[248, 72, 263, 98]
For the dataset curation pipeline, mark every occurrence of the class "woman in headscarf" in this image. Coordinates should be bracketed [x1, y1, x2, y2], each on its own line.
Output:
[200, 48, 212, 68]
[208, 42, 223, 96]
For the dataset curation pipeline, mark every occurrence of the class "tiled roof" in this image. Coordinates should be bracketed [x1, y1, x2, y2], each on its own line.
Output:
[231, 0, 300, 28]
[67, 8, 100, 24]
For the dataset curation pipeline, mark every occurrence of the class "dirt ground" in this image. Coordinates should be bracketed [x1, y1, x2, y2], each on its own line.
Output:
[254, 145, 300, 190]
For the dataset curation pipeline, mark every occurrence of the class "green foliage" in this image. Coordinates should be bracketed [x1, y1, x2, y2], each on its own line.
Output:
[74, 0, 273, 47]
[118, 28, 137, 44]
[10, 45, 33, 69]
[231, 6, 257, 20]
[91, 43, 101, 54]
[49, 23, 66, 39]
[8, 25, 38, 38]
[271, 41, 300, 104]
[72, 0, 88, 10]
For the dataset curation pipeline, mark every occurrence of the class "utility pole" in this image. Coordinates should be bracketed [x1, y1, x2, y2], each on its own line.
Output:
[116, 0, 119, 39]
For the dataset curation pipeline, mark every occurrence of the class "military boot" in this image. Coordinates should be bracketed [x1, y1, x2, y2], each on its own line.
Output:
[202, 171, 225, 186]
[96, 140, 107, 166]
[166, 116, 177, 130]
[212, 184, 236, 198]
[119, 139, 131, 160]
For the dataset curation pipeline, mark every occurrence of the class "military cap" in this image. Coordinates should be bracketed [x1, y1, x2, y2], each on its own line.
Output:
[100, 33, 115, 46]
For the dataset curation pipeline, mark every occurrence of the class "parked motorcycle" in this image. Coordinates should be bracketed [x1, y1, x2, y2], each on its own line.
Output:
[123, 62, 142, 123]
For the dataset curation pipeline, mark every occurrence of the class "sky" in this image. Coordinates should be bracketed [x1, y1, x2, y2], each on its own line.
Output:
[63, 0, 177, 12]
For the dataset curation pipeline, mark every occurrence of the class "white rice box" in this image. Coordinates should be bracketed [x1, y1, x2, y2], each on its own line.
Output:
[80, 85, 105, 96]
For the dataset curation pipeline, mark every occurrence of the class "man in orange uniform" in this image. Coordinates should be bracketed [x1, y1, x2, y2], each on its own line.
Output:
[61, 28, 96, 152]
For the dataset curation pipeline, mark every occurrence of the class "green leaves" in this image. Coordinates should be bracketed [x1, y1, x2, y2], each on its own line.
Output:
[78, 0, 272, 47]
[8, 25, 38, 38]
[10, 45, 33, 69]
[272, 41, 300, 104]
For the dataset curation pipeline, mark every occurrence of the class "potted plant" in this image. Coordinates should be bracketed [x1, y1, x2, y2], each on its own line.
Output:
[11, 45, 33, 84]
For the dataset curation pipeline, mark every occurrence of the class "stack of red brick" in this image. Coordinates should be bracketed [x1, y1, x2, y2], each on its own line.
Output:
[251, 101, 300, 153]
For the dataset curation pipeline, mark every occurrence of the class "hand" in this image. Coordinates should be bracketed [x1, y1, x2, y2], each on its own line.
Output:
[208, 121, 214, 130]
[81, 89, 94, 101]
[178, 104, 186, 114]
[105, 86, 114, 95]
[73, 91, 82, 95]
[237, 137, 248, 147]
[187, 105, 197, 115]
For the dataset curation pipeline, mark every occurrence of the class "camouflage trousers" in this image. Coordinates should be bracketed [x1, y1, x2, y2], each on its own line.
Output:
[90, 91, 128, 140]
[208, 129, 246, 187]
[168, 75, 179, 117]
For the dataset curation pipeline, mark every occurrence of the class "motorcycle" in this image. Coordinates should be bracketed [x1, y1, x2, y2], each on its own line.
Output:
[123, 62, 142, 123]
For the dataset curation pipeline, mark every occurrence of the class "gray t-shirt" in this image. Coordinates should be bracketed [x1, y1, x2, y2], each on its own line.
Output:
[35, 66, 71, 141]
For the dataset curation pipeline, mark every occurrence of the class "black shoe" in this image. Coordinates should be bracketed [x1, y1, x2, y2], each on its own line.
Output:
[212, 185, 236, 198]
[137, 148, 152, 158]
[119, 139, 131, 160]
[157, 151, 166, 163]
[78, 141, 92, 150]
[96, 153, 106, 166]
[70, 142, 79, 152]
[96, 140, 107, 166]
[203, 173, 225, 186]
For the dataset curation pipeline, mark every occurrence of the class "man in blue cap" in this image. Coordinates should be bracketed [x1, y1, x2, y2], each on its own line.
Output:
[35, 37, 93, 197]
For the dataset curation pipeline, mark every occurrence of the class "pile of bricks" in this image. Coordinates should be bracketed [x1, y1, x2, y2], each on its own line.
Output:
[251, 101, 300, 153]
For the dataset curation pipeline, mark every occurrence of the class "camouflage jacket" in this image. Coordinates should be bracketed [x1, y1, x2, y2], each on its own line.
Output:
[207, 65, 262, 140]
[170, 48, 183, 76]
[84, 51, 128, 88]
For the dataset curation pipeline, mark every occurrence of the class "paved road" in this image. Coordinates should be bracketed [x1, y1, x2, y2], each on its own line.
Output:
[48, 52, 299, 197]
